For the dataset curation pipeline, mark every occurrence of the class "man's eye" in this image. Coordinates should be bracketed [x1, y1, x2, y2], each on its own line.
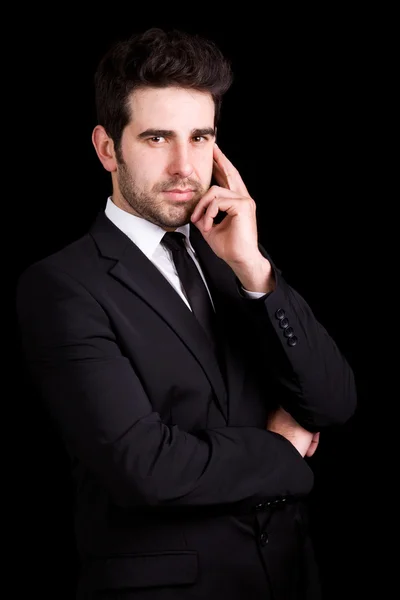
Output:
[193, 136, 206, 142]
[149, 136, 165, 143]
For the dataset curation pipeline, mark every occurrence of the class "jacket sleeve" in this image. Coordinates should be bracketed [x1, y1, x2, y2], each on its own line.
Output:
[15, 261, 314, 510]
[234, 242, 357, 432]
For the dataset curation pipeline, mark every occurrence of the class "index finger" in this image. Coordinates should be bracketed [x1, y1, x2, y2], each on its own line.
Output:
[213, 144, 249, 197]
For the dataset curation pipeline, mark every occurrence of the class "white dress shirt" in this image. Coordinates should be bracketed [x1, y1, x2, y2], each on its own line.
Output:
[105, 197, 265, 310]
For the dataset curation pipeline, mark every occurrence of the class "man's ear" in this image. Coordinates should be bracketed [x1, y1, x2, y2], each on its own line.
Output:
[92, 125, 118, 172]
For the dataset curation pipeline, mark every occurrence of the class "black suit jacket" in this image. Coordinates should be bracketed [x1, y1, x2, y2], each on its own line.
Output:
[16, 211, 357, 599]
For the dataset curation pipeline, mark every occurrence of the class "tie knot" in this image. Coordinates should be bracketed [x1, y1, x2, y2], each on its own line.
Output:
[162, 231, 186, 253]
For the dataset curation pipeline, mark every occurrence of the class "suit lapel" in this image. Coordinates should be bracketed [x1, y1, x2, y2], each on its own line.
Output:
[90, 213, 229, 421]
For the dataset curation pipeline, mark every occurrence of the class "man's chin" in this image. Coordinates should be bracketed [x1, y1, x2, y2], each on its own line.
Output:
[164, 217, 192, 229]
[150, 209, 191, 230]
[167, 203, 197, 225]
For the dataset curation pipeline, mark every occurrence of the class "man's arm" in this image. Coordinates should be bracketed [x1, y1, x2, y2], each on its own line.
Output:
[191, 144, 357, 433]
[16, 261, 314, 510]
[234, 246, 357, 432]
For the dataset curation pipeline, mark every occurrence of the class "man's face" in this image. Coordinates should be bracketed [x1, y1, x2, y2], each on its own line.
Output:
[113, 86, 216, 230]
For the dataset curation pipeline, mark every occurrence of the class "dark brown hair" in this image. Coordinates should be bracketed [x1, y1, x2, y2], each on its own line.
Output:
[94, 27, 233, 153]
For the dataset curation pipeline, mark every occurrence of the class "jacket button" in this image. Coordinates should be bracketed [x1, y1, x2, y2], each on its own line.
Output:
[275, 308, 285, 320]
[284, 327, 294, 338]
[288, 336, 298, 346]
[260, 532, 268, 546]
[279, 317, 289, 329]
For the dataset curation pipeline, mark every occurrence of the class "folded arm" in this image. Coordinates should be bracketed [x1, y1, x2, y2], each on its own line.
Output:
[16, 262, 314, 510]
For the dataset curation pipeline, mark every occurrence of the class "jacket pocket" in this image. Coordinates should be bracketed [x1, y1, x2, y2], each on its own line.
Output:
[88, 550, 198, 591]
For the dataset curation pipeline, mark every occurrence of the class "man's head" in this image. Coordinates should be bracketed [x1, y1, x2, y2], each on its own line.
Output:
[91, 28, 233, 230]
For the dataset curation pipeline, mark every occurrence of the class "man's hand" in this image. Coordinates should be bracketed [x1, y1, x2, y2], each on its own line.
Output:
[191, 144, 275, 294]
[266, 406, 320, 458]
[305, 432, 320, 458]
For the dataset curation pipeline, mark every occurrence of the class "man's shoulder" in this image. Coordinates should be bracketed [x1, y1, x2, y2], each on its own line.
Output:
[19, 231, 96, 282]
[18, 210, 117, 284]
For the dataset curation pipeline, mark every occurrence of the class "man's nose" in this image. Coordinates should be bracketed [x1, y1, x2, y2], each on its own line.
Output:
[167, 144, 194, 179]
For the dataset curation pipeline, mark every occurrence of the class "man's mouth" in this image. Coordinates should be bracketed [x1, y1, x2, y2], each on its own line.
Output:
[162, 189, 196, 201]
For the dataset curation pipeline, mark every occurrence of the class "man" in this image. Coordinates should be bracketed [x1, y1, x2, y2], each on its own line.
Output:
[16, 27, 357, 599]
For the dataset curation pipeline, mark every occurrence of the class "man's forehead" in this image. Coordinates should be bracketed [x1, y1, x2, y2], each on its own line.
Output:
[129, 86, 214, 117]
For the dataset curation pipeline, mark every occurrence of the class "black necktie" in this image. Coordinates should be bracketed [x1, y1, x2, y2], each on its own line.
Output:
[162, 231, 217, 348]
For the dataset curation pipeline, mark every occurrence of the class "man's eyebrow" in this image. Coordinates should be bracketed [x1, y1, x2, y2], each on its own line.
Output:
[137, 127, 216, 139]
[192, 128, 215, 138]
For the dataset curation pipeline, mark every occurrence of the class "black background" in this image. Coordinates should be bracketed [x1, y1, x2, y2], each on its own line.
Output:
[10, 8, 391, 599]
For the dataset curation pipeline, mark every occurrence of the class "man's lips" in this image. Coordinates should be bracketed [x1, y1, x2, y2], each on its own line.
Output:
[162, 189, 196, 201]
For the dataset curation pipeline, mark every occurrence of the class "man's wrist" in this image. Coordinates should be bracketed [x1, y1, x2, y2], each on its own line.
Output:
[231, 256, 275, 294]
